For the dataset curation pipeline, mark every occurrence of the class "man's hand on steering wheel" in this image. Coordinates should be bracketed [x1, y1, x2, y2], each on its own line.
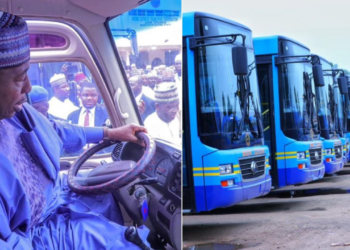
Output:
[105, 123, 148, 145]
[68, 129, 155, 195]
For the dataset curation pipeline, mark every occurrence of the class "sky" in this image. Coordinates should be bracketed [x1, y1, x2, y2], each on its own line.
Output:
[183, 0, 350, 70]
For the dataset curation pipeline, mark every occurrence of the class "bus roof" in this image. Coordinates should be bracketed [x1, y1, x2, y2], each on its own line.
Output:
[183, 11, 251, 37]
[4, 0, 142, 27]
[253, 35, 309, 56]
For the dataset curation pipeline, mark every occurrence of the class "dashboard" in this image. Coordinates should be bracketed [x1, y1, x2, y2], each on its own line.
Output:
[111, 139, 181, 250]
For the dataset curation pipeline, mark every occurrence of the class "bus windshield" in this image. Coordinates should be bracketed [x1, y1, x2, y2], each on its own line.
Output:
[316, 59, 334, 138]
[315, 73, 334, 137]
[108, 1, 182, 145]
[279, 59, 319, 141]
[196, 44, 263, 149]
[333, 81, 345, 136]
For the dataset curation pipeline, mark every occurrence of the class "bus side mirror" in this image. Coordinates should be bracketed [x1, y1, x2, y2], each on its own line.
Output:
[338, 77, 348, 95]
[312, 64, 324, 87]
[232, 46, 248, 75]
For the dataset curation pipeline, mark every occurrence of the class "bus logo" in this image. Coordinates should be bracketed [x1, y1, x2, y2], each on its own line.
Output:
[315, 151, 319, 161]
[251, 161, 257, 174]
[245, 133, 250, 146]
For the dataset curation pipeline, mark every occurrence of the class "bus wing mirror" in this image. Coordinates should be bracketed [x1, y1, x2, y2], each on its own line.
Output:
[338, 76, 348, 95]
[312, 64, 325, 87]
[232, 46, 248, 75]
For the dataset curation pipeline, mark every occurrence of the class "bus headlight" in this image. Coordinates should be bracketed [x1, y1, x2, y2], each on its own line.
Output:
[325, 148, 332, 155]
[219, 164, 232, 175]
[297, 152, 306, 159]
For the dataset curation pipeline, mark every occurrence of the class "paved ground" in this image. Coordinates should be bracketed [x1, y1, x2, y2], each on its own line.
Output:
[183, 166, 350, 250]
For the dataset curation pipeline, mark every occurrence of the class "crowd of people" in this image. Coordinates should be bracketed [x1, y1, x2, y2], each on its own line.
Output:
[28, 54, 182, 145]
[126, 55, 182, 145]
[29, 68, 109, 128]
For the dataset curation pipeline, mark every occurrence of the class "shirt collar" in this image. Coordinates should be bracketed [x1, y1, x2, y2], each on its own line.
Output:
[82, 106, 96, 115]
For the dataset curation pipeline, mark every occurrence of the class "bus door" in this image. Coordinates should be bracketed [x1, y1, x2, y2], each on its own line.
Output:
[256, 59, 278, 187]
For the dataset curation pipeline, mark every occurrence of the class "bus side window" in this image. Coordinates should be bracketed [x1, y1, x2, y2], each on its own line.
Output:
[28, 61, 111, 157]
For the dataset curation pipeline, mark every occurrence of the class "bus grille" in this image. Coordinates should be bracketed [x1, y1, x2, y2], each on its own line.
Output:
[335, 146, 342, 159]
[239, 156, 265, 180]
[309, 148, 322, 165]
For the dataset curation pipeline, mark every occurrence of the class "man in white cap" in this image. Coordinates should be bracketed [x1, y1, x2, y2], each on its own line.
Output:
[144, 82, 181, 145]
[0, 11, 150, 250]
[48, 73, 79, 119]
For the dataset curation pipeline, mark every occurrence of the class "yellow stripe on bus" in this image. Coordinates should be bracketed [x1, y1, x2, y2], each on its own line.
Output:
[275, 152, 297, 155]
[264, 126, 270, 131]
[193, 174, 203, 177]
[194, 172, 242, 177]
[203, 173, 220, 176]
[203, 167, 219, 170]
[275, 156, 297, 160]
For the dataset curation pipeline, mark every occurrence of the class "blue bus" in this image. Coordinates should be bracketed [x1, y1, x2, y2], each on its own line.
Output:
[345, 75, 350, 161]
[312, 56, 344, 173]
[254, 36, 325, 189]
[327, 68, 349, 164]
[183, 12, 272, 213]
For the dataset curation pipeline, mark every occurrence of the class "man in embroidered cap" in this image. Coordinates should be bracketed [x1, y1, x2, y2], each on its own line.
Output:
[28, 85, 64, 121]
[0, 11, 150, 250]
[147, 70, 159, 90]
[47, 73, 79, 119]
[144, 82, 180, 144]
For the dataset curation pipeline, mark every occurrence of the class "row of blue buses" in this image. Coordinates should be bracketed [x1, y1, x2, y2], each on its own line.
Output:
[183, 12, 349, 213]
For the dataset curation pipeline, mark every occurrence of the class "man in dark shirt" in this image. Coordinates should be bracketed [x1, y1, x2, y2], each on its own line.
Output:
[67, 82, 109, 127]
[129, 75, 155, 121]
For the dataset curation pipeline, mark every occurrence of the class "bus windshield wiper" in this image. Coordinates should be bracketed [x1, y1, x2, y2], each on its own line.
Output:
[236, 61, 263, 139]
[328, 85, 339, 136]
[342, 96, 348, 133]
[303, 72, 319, 136]
[190, 33, 246, 49]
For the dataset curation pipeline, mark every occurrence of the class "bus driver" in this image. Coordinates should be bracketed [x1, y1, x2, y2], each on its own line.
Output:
[0, 11, 150, 250]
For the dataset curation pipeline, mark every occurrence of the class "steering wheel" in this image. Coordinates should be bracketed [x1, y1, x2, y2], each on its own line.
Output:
[68, 132, 156, 195]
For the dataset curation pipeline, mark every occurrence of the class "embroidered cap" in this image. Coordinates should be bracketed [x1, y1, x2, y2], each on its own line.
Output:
[0, 11, 30, 69]
[29, 85, 48, 103]
[49, 73, 67, 88]
[154, 82, 178, 103]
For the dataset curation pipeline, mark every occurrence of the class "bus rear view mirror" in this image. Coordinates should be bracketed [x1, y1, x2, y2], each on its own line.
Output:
[338, 76, 348, 95]
[312, 64, 325, 87]
[232, 46, 248, 75]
